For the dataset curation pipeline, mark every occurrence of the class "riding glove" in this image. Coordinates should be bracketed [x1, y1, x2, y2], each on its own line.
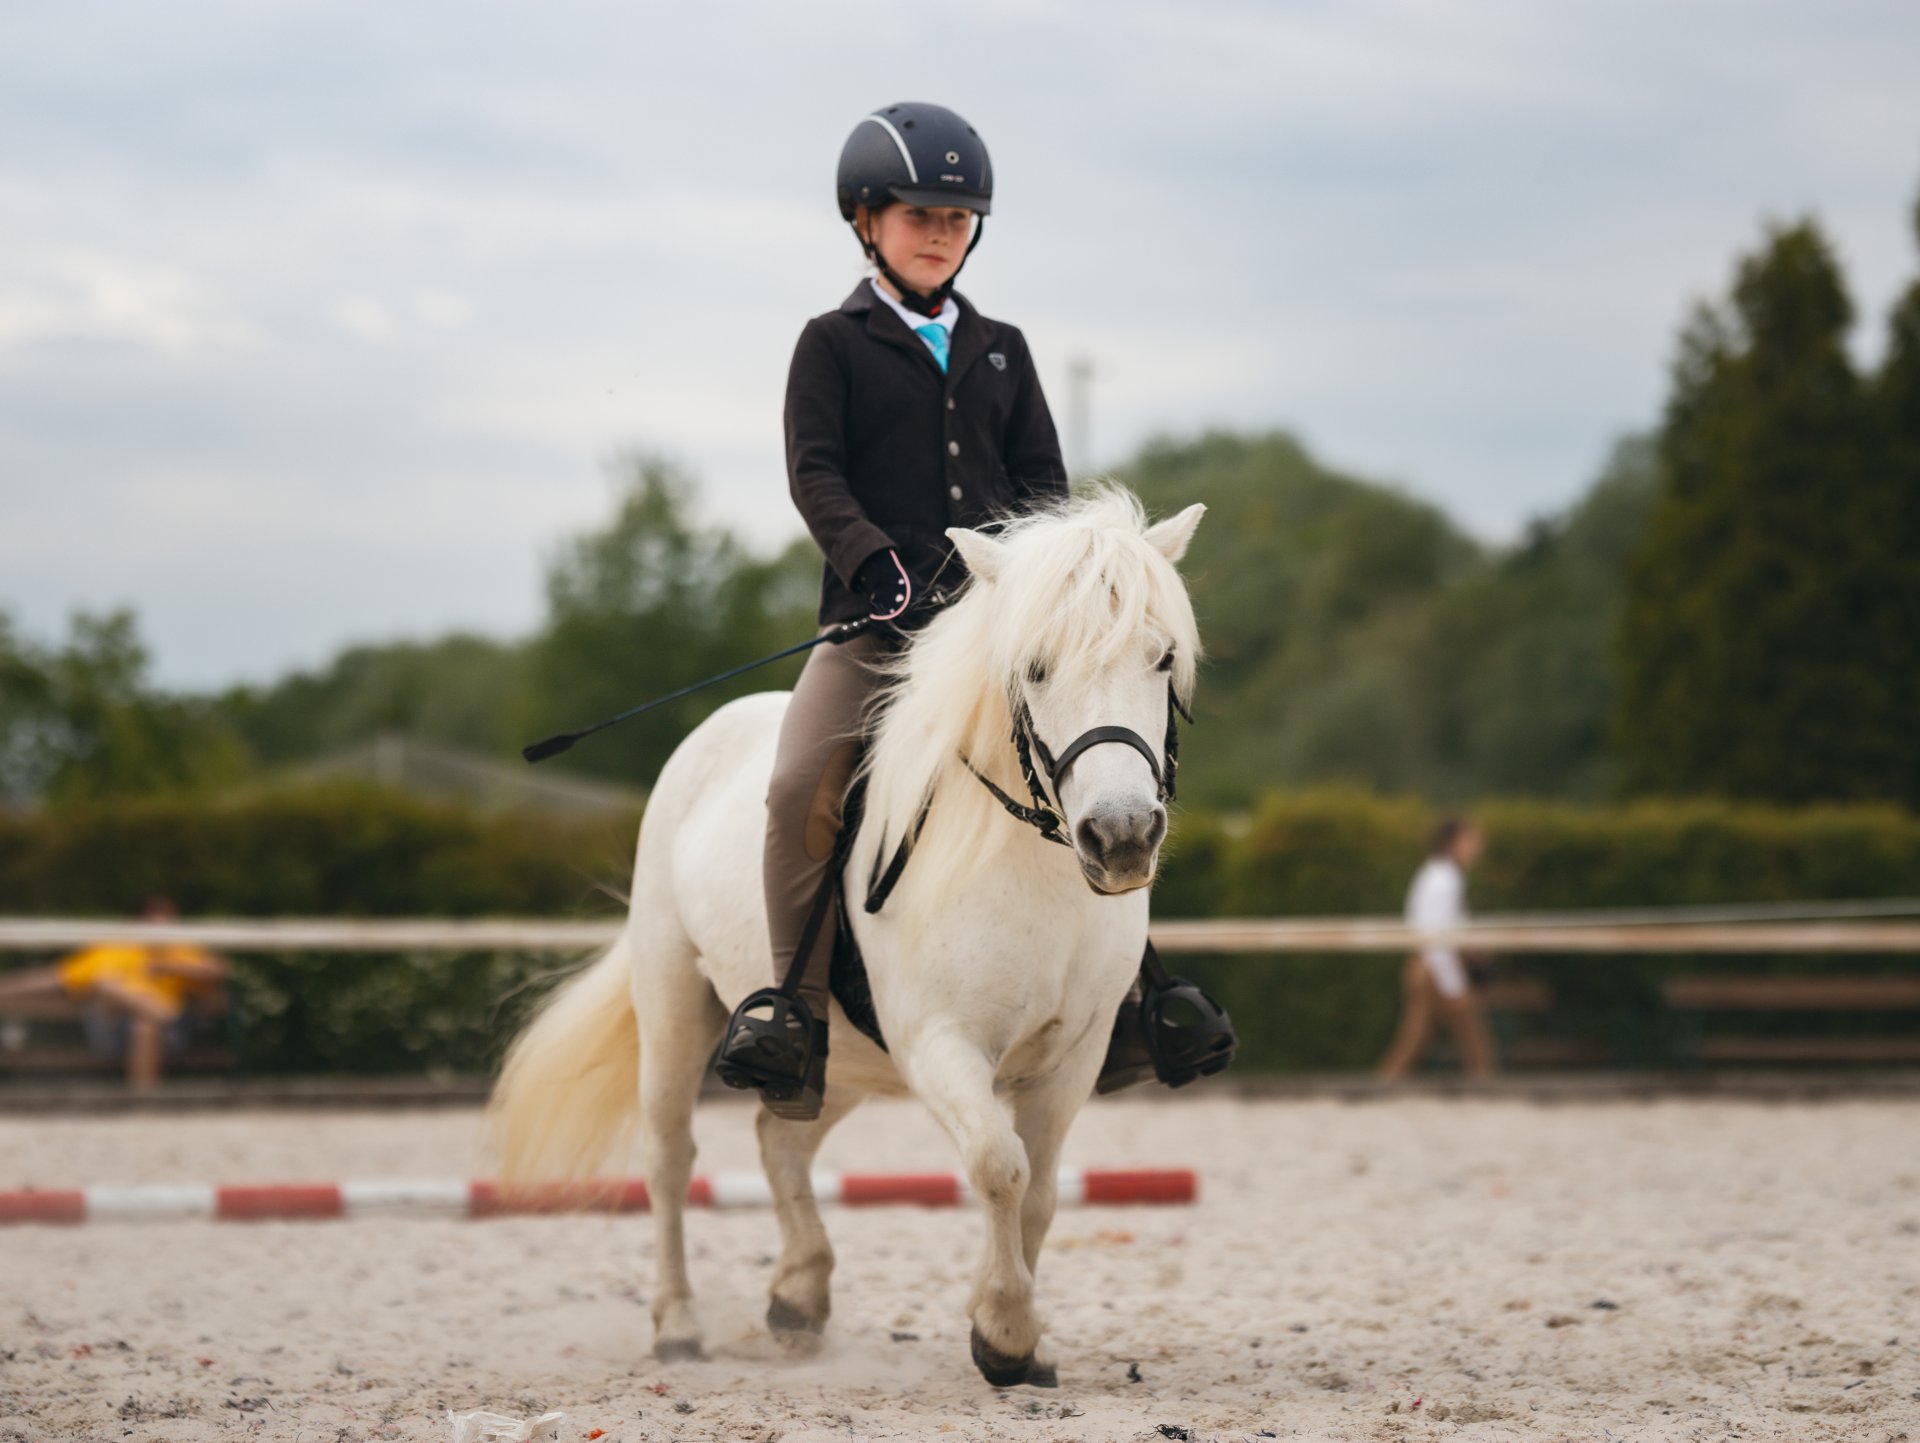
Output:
[852, 549, 913, 622]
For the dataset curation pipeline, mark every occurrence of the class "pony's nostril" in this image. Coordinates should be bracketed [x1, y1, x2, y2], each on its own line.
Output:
[1144, 806, 1168, 852]
[1076, 816, 1106, 857]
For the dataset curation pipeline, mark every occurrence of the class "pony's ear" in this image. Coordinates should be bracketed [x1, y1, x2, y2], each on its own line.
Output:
[945, 526, 1008, 583]
[1145, 503, 1206, 563]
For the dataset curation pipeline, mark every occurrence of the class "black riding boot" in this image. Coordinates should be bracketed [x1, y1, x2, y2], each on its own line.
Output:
[715, 988, 828, 1122]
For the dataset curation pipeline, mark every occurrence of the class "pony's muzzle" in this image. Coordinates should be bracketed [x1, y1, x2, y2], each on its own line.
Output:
[1075, 802, 1167, 891]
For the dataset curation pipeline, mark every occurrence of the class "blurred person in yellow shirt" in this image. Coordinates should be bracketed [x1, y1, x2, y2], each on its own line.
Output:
[0, 898, 227, 1090]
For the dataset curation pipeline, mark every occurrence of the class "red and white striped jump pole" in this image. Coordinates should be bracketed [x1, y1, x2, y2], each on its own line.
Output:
[0, 1167, 1195, 1225]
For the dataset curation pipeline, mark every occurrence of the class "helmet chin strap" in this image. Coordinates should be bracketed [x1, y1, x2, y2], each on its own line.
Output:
[853, 217, 986, 317]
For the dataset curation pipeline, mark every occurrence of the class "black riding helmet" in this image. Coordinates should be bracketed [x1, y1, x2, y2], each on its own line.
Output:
[836, 102, 993, 316]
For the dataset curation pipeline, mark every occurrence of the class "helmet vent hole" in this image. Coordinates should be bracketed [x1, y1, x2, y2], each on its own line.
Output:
[903, 119, 915, 128]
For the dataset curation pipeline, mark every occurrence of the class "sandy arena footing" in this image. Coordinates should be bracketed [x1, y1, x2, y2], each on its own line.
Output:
[2, 1093, 1916, 1441]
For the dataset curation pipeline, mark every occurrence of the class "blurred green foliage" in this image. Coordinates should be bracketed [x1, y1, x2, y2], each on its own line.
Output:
[0, 784, 635, 916]
[214, 456, 822, 791]
[1, 610, 252, 807]
[1155, 791, 1920, 1070]
[1123, 433, 1657, 804]
[1618, 221, 1920, 809]
[3, 787, 1915, 1074]
[0, 785, 638, 1073]
[0, 429, 1662, 810]
[520, 457, 821, 787]
[221, 634, 532, 767]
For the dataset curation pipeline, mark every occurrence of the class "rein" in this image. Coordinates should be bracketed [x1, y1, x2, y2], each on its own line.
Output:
[866, 681, 1190, 912]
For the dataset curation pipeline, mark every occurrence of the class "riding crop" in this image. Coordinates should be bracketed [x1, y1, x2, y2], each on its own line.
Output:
[521, 618, 873, 764]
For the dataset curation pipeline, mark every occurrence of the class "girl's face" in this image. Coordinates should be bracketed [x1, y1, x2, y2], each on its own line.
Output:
[861, 204, 977, 298]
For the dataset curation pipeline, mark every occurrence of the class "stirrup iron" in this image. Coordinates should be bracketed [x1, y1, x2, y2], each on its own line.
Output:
[1142, 975, 1237, 1088]
[715, 987, 828, 1121]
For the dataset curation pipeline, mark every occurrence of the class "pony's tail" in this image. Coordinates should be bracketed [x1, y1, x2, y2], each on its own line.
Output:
[490, 931, 640, 1184]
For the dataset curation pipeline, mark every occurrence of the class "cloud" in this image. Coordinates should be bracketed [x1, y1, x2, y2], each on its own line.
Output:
[0, 252, 253, 355]
[0, 0, 1917, 686]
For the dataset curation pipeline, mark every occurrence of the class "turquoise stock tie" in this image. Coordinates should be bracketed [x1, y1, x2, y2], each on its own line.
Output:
[914, 323, 950, 374]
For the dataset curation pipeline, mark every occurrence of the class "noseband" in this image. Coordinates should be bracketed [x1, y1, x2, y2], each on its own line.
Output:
[864, 680, 1192, 913]
[969, 682, 1190, 849]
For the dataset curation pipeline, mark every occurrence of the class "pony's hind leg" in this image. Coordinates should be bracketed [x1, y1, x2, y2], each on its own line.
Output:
[634, 929, 728, 1362]
[757, 1087, 865, 1348]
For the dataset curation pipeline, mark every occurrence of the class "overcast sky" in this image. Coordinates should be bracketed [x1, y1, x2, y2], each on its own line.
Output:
[4, 0, 1918, 689]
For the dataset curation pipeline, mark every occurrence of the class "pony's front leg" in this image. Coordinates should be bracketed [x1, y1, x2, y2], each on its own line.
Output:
[904, 1029, 1041, 1386]
[1008, 1067, 1102, 1390]
[757, 1088, 864, 1348]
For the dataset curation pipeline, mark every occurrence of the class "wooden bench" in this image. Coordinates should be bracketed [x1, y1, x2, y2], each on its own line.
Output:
[1472, 977, 1613, 1067]
[1661, 976, 1920, 1064]
[0, 989, 237, 1077]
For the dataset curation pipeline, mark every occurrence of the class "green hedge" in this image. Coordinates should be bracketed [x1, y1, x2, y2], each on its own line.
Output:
[1155, 790, 1920, 1070]
[3, 786, 1916, 1074]
[0, 786, 639, 1074]
[0, 785, 639, 916]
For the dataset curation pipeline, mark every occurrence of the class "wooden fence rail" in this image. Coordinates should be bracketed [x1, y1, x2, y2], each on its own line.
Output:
[1, 916, 1917, 955]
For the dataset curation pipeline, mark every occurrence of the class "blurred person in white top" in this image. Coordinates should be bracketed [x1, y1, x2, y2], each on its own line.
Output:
[1376, 817, 1496, 1080]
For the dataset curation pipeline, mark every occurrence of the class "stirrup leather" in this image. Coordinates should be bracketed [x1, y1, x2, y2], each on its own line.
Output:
[715, 988, 828, 1121]
[1095, 999, 1157, 1096]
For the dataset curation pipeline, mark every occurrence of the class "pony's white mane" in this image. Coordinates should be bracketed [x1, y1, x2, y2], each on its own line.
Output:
[859, 487, 1201, 915]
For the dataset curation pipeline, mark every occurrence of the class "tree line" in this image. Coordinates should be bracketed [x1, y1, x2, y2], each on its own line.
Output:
[4, 192, 1917, 815]
[1617, 208, 1920, 808]
[0, 459, 820, 809]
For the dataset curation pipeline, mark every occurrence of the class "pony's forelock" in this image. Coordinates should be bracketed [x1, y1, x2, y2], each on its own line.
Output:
[859, 487, 1201, 917]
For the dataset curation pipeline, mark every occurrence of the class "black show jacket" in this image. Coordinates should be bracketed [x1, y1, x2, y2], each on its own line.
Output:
[786, 282, 1068, 626]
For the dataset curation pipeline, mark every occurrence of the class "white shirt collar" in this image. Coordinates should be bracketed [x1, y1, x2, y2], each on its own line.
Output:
[870, 278, 957, 335]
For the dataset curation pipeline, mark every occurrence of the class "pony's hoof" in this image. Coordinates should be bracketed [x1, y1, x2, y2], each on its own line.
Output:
[970, 1325, 1035, 1388]
[1025, 1358, 1059, 1389]
[767, 1297, 826, 1337]
[653, 1336, 703, 1363]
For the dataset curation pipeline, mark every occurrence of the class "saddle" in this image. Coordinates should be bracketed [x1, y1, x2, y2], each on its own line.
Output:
[829, 888, 887, 1051]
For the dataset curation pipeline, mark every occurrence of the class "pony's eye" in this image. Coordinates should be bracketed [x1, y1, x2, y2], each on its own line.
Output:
[1027, 659, 1050, 686]
[1155, 647, 1176, 673]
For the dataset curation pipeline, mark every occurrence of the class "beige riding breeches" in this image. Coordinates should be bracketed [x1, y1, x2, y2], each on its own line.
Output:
[763, 629, 885, 1018]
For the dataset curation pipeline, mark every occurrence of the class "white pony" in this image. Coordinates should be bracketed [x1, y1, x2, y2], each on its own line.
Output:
[491, 488, 1204, 1386]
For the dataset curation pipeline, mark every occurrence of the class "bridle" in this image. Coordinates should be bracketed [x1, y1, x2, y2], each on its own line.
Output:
[968, 682, 1190, 849]
[865, 675, 1191, 912]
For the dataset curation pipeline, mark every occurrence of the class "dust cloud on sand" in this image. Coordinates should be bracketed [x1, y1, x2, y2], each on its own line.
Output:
[3, 1094, 1916, 1441]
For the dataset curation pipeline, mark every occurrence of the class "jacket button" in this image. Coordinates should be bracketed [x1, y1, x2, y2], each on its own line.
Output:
[947, 440, 959, 456]
[949, 485, 963, 501]
[947, 398, 955, 411]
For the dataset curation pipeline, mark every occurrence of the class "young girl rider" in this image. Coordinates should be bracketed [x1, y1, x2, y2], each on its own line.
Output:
[714, 102, 1234, 1120]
